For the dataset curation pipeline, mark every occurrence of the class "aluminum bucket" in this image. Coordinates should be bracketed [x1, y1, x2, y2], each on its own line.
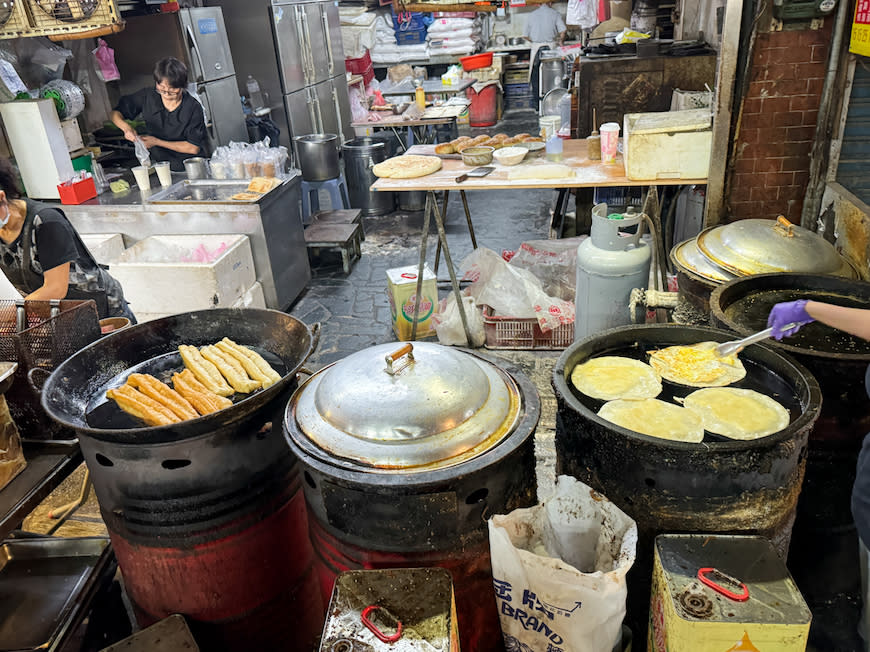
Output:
[294, 133, 340, 182]
[341, 138, 395, 217]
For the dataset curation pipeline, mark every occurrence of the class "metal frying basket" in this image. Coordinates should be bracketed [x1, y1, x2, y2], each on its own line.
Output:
[1, 299, 100, 439]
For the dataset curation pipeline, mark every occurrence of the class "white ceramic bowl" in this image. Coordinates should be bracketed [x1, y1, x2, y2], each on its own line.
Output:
[493, 146, 528, 166]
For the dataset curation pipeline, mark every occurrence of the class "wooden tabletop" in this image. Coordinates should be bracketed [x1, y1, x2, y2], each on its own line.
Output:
[371, 140, 709, 192]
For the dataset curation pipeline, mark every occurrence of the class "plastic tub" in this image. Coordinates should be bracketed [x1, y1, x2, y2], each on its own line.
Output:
[492, 147, 527, 166]
[460, 146, 494, 166]
[460, 52, 493, 71]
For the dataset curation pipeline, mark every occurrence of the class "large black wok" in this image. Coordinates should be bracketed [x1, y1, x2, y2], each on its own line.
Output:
[40, 309, 319, 445]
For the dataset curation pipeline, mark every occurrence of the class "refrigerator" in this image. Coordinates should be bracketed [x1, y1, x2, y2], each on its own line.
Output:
[271, 0, 353, 146]
[107, 8, 248, 152]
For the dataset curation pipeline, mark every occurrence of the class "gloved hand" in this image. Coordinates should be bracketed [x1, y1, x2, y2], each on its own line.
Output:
[767, 300, 814, 340]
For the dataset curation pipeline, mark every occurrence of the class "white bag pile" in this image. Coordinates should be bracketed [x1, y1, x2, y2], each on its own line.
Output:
[371, 11, 429, 63]
[339, 7, 378, 59]
[427, 16, 482, 55]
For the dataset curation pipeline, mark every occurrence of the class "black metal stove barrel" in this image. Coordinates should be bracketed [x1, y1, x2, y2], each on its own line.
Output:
[552, 323, 822, 638]
[40, 309, 323, 651]
[711, 273, 870, 628]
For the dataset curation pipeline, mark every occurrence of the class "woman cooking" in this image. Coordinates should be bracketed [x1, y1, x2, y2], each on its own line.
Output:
[110, 57, 207, 172]
[768, 299, 870, 650]
[0, 159, 136, 322]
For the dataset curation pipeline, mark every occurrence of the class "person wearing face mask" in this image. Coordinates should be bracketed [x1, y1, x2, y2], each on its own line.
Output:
[110, 57, 207, 172]
[0, 158, 136, 321]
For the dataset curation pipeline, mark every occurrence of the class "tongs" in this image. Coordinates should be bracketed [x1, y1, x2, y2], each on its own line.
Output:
[714, 322, 798, 358]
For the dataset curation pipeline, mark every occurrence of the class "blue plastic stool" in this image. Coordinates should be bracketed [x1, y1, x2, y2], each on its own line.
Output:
[301, 175, 350, 223]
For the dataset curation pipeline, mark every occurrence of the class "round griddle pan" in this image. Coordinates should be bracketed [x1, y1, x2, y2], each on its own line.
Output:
[40, 309, 319, 444]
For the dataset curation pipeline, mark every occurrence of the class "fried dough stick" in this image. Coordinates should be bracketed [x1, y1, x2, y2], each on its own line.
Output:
[219, 338, 282, 386]
[178, 345, 233, 397]
[201, 345, 261, 393]
[106, 384, 180, 427]
[127, 373, 198, 421]
[172, 369, 233, 416]
[215, 340, 276, 389]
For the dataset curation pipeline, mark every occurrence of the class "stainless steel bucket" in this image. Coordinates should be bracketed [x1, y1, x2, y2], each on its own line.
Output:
[294, 133, 340, 182]
[341, 138, 395, 216]
[398, 190, 426, 211]
[539, 55, 566, 101]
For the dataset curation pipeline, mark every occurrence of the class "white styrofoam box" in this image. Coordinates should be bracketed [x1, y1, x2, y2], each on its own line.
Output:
[232, 282, 266, 310]
[623, 109, 712, 181]
[80, 233, 126, 265]
[0, 271, 21, 299]
[110, 235, 256, 315]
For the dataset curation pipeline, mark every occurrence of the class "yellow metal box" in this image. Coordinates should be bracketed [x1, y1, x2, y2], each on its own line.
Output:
[387, 264, 437, 341]
[648, 535, 811, 652]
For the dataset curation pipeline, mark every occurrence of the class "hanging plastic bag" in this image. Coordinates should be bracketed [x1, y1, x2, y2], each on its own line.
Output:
[431, 292, 485, 347]
[92, 39, 120, 82]
[488, 475, 637, 652]
[134, 137, 151, 168]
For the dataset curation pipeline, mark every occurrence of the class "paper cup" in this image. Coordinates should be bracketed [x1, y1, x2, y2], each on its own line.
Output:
[600, 122, 620, 164]
[131, 165, 151, 191]
[154, 161, 172, 187]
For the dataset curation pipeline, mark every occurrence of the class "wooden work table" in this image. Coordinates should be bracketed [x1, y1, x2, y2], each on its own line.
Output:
[371, 139, 708, 192]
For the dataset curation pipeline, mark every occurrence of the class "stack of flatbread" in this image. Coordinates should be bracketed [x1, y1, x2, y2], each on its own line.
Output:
[372, 155, 442, 179]
[106, 338, 282, 427]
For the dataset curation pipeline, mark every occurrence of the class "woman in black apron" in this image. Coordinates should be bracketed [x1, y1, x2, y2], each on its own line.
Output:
[769, 299, 870, 648]
[0, 159, 136, 322]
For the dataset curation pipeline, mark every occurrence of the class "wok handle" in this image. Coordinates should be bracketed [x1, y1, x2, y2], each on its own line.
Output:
[27, 367, 51, 395]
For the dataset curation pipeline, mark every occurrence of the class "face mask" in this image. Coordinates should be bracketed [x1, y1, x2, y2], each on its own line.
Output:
[0, 203, 8, 228]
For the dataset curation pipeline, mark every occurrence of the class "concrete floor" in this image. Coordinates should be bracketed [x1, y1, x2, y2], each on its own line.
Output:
[19, 108, 860, 650]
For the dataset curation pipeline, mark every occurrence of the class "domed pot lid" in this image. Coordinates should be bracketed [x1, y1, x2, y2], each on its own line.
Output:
[289, 342, 522, 472]
[671, 238, 736, 283]
[696, 217, 849, 277]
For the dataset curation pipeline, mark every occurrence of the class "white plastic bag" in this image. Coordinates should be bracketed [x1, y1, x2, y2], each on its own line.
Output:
[508, 236, 587, 302]
[432, 292, 485, 347]
[488, 476, 637, 652]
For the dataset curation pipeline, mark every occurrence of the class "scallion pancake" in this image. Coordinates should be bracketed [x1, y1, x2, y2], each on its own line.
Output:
[597, 398, 704, 443]
[570, 356, 662, 401]
[648, 342, 746, 388]
[683, 388, 790, 440]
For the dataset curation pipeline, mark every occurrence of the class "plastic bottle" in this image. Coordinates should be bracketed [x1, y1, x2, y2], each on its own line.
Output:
[246, 75, 264, 111]
[415, 81, 426, 111]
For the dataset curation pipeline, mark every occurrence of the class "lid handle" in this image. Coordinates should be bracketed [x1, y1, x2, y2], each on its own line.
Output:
[774, 215, 795, 238]
[385, 343, 414, 376]
[697, 567, 750, 602]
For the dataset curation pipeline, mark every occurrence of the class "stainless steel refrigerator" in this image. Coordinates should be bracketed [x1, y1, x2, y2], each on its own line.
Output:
[271, 0, 353, 145]
[107, 7, 248, 152]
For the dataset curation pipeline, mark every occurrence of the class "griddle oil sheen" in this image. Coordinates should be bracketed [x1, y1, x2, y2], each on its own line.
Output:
[648, 535, 811, 651]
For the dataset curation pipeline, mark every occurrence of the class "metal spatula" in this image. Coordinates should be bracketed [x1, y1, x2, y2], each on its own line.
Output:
[714, 322, 798, 357]
[455, 166, 494, 183]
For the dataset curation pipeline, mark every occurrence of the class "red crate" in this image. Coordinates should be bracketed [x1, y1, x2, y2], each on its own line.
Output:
[57, 177, 96, 205]
[345, 50, 372, 75]
[361, 64, 375, 85]
[481, 304, 574, 350]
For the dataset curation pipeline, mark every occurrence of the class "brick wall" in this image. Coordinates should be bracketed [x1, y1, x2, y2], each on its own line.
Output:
[727, 20, 834, 223]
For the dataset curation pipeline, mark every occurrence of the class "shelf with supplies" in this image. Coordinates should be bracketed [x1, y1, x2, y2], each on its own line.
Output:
[392, 1, 499, 12]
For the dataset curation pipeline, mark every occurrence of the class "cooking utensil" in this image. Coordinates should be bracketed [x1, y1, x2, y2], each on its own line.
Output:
[41, 308, 319, 444]
[714, 323, 798, 358]
[294, 133, 340, 181]
[460, 146, 494, 166]
[508, 37, 525, 46]
[455, 166, 494, 183]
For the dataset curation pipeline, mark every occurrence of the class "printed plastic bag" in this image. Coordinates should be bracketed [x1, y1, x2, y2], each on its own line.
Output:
[92, 38, 120, 82]
[488, 476, 637, 652]
[461, 247, 574, 333]
[508, 236, 587, 302]
[432, 292, 485, 347]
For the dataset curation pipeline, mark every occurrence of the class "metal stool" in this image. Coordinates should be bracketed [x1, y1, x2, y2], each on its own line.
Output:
[311, 208, 365, 241]
[304, 222, 362, 274]
[301, 175, 351, 223]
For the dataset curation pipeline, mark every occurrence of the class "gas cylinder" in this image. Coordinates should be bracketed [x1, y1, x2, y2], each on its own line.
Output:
[575, 203, 651, 340]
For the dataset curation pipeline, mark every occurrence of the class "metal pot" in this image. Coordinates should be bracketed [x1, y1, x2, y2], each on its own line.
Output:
[40, 309, 323, 650]
[508, 36, 524, 46]
[552, 323, 821, 636]
[294, 133, 340, 182]
[284, 342, 540, 652]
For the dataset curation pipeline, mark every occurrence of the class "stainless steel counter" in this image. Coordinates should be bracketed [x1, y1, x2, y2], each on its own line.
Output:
[56, 173, 310, 310]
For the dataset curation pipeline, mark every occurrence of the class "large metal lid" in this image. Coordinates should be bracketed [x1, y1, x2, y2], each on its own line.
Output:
[671, 238, 736, 283]
[290, 342, 522, 472]
[696, 217, 849, 277]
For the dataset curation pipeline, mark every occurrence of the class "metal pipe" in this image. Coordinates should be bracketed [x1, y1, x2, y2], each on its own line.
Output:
[801, 0, 850, 230]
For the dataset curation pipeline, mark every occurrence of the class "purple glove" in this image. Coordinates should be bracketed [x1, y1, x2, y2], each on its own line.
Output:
[767, 300, 814, 340]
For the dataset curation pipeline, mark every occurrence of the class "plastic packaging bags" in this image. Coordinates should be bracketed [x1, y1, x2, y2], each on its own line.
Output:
[488, 476, 637, 652]
[508, 236, 587, 302]
[92, 38, 120, 82]
[431, 292, 486, 347]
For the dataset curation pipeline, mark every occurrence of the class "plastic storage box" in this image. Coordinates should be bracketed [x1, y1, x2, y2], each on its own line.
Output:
[623, 108, 712, 181]
[482, 305, 573, 350]
[79, 233, 126, 265]
[57, 176, 96, 205]
[108, 234, 256, 314]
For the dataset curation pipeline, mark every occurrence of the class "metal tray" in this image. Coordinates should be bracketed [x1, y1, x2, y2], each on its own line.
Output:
[100, 614, 199, 651]
[0, 536, 111, 651]
[145, 179, 272, 204]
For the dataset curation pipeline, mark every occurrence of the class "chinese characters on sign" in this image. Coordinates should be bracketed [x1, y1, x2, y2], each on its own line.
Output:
[850, 0, 870, 56]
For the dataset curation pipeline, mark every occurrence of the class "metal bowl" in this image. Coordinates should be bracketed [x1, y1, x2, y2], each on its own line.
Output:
[508, 37, 525, 46]
[460, 146, 494, 166]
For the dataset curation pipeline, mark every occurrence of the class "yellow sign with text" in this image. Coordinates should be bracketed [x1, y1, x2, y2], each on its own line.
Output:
[850, 0, 870, 56]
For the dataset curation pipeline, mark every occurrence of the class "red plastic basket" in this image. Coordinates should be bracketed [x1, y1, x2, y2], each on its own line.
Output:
[481, 305, 574, 350]
[345, 50, 372, 75]
[460, 52, 493, 71]
[57, 177, 96, 205]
